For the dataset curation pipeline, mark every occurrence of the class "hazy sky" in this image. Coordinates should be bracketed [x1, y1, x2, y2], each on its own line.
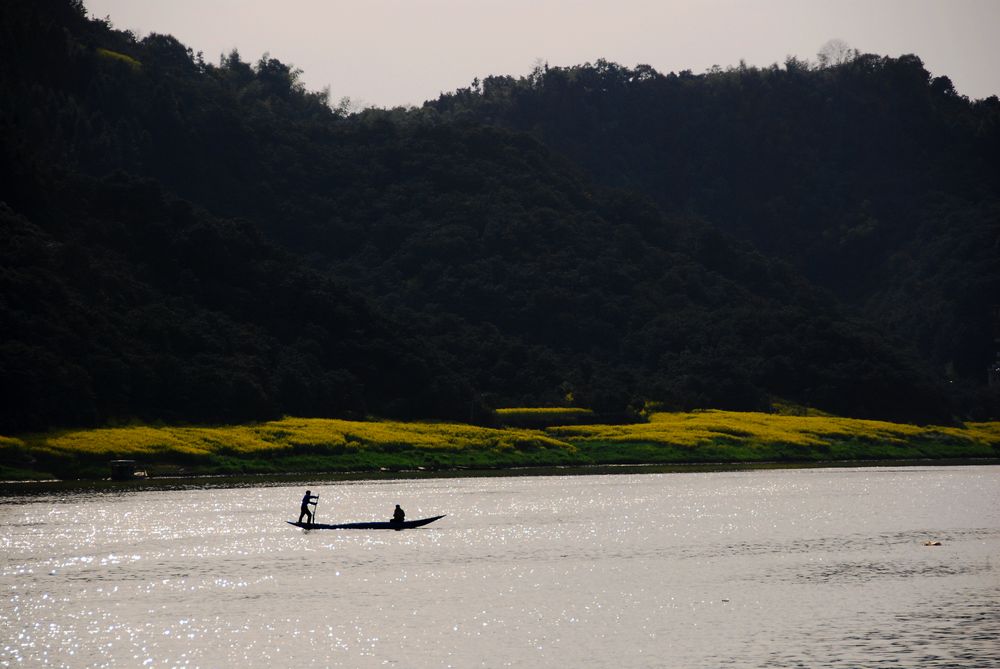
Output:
[85, 0, 1000, 109]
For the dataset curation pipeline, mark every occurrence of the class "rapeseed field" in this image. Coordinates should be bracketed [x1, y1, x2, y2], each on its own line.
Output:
[546, 411, 1000, 463]
[547, 410, 1000, 447]
[3, 411, 998, 480]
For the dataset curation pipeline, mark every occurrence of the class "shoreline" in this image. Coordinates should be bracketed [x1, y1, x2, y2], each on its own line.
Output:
[3, 457, 999, 496]
[3, 411, 998, 489]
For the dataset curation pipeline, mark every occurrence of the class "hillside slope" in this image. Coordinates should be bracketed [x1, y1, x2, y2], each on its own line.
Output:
[430, 59, 1000, 411]
[0, 0, 974, 431]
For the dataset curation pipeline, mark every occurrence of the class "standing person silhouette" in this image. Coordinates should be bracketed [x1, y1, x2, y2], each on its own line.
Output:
[298, 490, 318, 525]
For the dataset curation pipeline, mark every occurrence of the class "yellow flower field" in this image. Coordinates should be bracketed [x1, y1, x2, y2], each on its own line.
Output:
[3, 410, 997, 480]
[545, 410, 1000, 449]
[32, 416, 572, 460]
[496, 408, 595, 417]
[10, 411, 1000, 459]
[495, 407, 597, 428]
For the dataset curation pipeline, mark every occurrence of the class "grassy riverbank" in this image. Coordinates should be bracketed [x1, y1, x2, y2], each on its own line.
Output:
[2, 411, 999, 481]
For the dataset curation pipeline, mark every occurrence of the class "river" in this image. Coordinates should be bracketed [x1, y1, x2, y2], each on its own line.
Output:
[2, 465, 998, 667]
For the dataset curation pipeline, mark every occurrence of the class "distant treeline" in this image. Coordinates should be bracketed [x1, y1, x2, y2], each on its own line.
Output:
[0, 0, 997, 434]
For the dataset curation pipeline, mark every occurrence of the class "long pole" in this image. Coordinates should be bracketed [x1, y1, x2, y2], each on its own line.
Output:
[312, 495, 319, 527]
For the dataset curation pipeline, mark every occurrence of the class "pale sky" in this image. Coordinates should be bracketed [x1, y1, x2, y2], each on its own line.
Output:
[85, 0, 1000, 109]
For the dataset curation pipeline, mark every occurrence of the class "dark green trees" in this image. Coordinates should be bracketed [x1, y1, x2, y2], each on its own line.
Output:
[1, 0, 993, 433]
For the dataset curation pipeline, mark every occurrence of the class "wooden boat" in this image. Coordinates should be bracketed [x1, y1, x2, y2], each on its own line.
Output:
[286, 514, 446, 530]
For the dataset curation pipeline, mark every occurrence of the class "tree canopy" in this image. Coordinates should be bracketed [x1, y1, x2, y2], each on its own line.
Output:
[1, 0, 995, 433]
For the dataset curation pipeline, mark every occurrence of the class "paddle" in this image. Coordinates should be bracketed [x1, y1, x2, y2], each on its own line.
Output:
[312, 494, 319, 527]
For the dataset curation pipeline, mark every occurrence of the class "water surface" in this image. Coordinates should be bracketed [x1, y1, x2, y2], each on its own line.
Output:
[2, 466, 998, 667]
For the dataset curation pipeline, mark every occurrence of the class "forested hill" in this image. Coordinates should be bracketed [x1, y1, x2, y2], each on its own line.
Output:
[0, 0, 993, 434]
[1, 0, 480, 430]
[429, 58, 1000, 406]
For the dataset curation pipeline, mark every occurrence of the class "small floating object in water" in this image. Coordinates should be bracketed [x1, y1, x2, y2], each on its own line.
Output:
[923, 540, 942, 546]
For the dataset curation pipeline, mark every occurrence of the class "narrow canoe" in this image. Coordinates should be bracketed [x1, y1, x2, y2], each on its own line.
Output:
[286, 514, 446, 530]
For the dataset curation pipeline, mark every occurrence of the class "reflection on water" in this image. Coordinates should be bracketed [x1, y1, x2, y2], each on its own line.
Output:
[1, 466, 998, 667]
